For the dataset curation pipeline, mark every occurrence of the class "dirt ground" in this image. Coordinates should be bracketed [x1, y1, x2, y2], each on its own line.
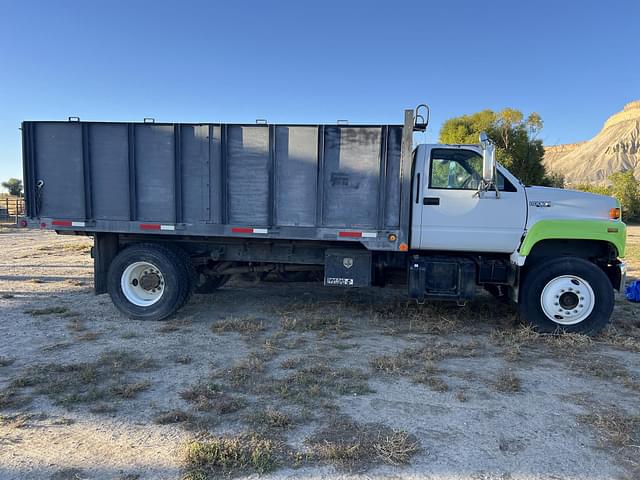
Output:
[1, 227, 640, 480]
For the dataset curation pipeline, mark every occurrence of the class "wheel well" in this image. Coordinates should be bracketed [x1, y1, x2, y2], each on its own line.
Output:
[526, 239, 616, 264]
[524, 239, 621, 291]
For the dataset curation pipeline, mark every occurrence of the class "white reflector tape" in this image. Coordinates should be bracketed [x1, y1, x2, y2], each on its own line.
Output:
[71, 221, 86, 227]
[160, 225, 175, 231]
[361, 232, 377, 238]
[253, 228, 268, 234]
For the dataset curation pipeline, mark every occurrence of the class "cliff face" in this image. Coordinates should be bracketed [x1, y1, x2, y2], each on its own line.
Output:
[543, 101, 640, 185]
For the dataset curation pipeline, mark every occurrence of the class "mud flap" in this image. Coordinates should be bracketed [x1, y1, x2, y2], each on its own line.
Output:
[324, 249, 371, 287]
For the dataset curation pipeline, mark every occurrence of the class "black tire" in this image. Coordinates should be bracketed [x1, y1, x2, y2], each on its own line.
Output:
[107, 243, 191, 321]
[519, 257, 614, 334]
[194, 274, 230, 294]
[172, 246, 197, 308]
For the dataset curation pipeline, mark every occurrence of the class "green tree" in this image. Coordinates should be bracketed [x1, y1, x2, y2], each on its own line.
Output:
[543, 171, 565, 188]
[439, 108, 550, 186]
[1, 178, 23, 196]
[572, 183, 611, 196]
[609, 171, 640, 220]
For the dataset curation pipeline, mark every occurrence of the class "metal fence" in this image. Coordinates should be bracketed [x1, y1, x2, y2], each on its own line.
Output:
[0, 197, 25, 223]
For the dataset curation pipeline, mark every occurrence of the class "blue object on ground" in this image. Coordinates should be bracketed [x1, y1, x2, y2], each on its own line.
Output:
[625, 279, 640, 302]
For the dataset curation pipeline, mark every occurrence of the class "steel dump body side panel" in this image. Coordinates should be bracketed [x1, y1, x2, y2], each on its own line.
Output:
[22, 121, 409, 251]
[227, 125, 270, 225]
[90, 124, 130, 221]
[180, 125, 209, 223]
[274, 126, 319, 227]
[323, 127, 381, 228]
[35, 123, 85, 219]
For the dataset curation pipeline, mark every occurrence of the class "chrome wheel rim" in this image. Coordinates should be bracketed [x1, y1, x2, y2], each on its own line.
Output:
[120, 261, 165, 307]
[540, 275, 594, 325]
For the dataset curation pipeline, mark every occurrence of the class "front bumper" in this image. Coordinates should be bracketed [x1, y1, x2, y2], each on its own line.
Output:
[618, 261, 627, 293]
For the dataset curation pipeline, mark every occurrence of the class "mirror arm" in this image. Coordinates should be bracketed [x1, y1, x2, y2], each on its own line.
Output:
[474, 179, 500, 199]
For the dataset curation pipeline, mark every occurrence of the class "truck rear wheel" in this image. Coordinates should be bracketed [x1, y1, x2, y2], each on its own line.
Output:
[107, 243, 192, 321]
[519, 257, 614, 334]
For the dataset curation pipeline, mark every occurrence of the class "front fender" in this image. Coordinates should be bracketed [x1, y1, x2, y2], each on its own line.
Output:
[518, 219, 627, 258]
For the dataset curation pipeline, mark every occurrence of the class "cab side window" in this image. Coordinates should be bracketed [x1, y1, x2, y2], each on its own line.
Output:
[429, 149, 516, 192]
[429, 149, 482, 190]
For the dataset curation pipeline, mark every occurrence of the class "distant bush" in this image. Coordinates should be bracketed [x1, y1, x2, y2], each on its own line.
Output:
[572, 183, 611, 196]
[541, 172, 565, 188]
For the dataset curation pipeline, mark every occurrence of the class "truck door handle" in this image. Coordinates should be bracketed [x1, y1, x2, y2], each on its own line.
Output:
[423, 197, 440, 205]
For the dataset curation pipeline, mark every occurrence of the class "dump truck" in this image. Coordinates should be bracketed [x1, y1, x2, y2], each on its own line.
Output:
[20, 106, 626, 333]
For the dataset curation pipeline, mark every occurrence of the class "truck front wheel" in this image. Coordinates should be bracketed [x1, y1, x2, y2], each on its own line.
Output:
[520, 257, 614, 334]
[107, 244, 192, 321]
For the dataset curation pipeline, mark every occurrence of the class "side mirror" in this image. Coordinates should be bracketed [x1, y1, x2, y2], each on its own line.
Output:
[479, 132, 496, 184]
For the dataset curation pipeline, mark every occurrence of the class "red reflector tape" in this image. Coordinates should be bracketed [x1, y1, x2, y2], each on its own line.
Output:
[231, 227, 268, 234]
[140, 224, 161, 230]
[338, 231, 362, 238]
[52, 220, 72, 227]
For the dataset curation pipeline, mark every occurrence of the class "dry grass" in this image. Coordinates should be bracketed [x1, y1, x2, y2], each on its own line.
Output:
[182, 434, 278, 477]
[413, 372, 449, 392]
[280, 313, 344, 332]
[596, 302, 640, 352]
[269, 364, 372, 405]
[227, 354, 266, 386]
[173, 354, 193, 365]
[153, 409, 193, 425]
[75, 331, 100, 342]
[0, 412, 48, 429]
[0, 388, 31, 410]
[180, 382, 246, 415]
[490, 325, 592, 360]
[24, 306, 69, 316]
[120, 330, 140, 339]
[569, 355, 640, 392]
[0, 356, 15, 367]
[41, 341, 72, 352]
[494, 370, 522, 393]
[245, 408, 292, 432]
[370, 340, 480, 392]
[280, 357, 303, 370]
[456, 389, 469, 402]
[372, 430, 420, 466]
[110, 381, 151, 399]
[66, 318, 87, 332]
[157, 318, 192, 334]
[8, 350, 156, 408]
[306, 418, 419, 471]
[212, 316, 266, 336]
[89, 403, 117, 414]
[37, 243, 91, 254]
[372, 296, 516, 335]
[580, 406, 640, 471]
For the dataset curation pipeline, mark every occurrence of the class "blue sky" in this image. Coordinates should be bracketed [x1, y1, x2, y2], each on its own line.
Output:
[0, 0, 638, 183]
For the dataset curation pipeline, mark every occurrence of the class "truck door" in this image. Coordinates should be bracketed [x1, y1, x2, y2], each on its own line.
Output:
[413, 146, 526, 253]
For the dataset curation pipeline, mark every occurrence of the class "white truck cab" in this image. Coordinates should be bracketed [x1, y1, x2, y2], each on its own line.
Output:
[411, 144, 526, 253]
[408, 133, 626, 334]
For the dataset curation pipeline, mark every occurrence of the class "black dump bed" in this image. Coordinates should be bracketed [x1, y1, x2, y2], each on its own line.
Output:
[22, 115, 413, 251]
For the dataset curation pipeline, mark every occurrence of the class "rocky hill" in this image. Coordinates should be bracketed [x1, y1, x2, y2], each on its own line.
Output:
[544, 100, 640, 185]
